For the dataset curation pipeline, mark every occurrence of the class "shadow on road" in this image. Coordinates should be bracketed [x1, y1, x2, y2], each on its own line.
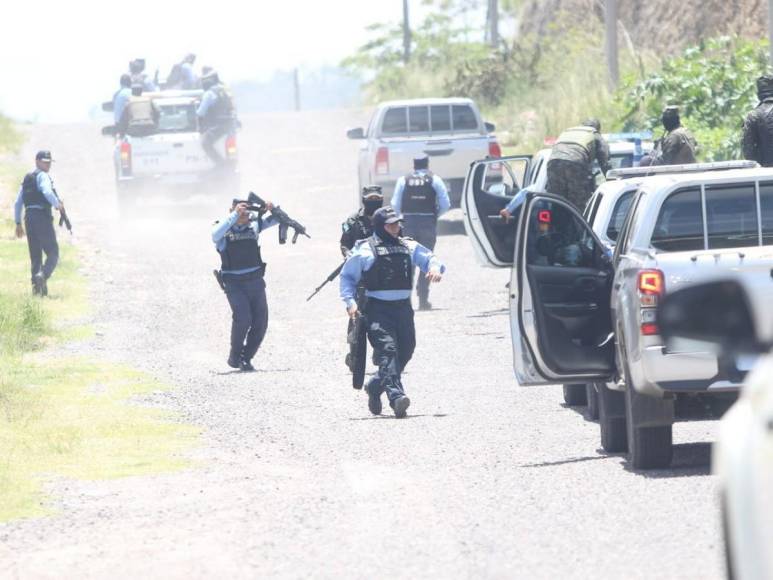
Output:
[520, 454, 613, 468]
[348, 413, 450, 421]
[437, 220, 466, 236]
[467, 308, 508, 319]
[623, 442, 713, 478]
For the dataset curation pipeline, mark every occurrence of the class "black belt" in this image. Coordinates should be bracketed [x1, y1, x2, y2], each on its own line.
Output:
[222, 267, 265, 281]
[367, 297, 411, 306]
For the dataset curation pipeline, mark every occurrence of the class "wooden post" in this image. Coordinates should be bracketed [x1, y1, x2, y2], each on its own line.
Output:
[605, 0, 619, 91]
[403, 0, 411, 63]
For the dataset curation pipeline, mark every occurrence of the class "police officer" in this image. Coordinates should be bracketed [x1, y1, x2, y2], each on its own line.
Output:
[742, 75, 773, 167]
[180, 54, 199, 89]
[340, 185, 383, 256]
[128, 58, 157, 93]
[212, 199, 278, 371]
[197, 70, 237, 167]
[652, 106, 697, 165]
[340, 206, 445, 418]
[392, 156, 450, 310]
[546, 119, 610, 211]
[113, 74, 132, 126]
[13, 151, 64, 296]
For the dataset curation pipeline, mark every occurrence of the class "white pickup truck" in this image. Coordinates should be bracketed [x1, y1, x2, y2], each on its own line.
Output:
[347, 98, 501, 207]
[102, 90, 239, 212]
[463, 156, 773, 469]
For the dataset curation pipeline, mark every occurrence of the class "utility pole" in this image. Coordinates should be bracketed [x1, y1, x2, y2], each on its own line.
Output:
[605, 0, 620, 91]
[293, 68, 301, 112]
[769, 0, 773, 67]
[403, 0, 411, 63]
[487, 0, 499, 49]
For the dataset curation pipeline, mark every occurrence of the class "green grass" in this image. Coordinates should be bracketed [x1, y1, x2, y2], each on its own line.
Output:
[0, 138, 199, 521]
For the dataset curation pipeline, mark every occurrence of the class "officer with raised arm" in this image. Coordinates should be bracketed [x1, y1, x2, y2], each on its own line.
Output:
[340, 206, 445, 418]
[392, 156, 450, 310]
[212, 199, 278, 371]
[13, 151, 64, 296]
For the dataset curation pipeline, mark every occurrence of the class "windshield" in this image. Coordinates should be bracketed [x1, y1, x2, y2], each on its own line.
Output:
[155, 103, 197, 132]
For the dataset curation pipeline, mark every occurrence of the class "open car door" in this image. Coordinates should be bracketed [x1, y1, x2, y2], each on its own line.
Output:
[511, 192, 616, 385]
[462, 155, 531, 268]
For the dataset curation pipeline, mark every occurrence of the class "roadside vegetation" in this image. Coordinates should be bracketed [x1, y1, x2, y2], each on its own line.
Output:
[0, 117, 198, 521]
[344, 2, 769, 161]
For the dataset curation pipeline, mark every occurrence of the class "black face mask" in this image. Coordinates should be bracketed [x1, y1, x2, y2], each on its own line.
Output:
[363, 198, 383, 216]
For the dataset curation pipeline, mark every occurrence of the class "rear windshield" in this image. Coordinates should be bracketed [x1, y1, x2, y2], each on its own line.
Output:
[156, 103, 197, 132]
[606, 191, 635, 241]
[380, 104, 479, 135]
[651, 182, 773, 252]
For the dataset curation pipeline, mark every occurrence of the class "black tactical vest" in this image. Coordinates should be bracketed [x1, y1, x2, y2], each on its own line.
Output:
[754, 100, 773, 167]
[363, 239, 413, 291]
[203, 85, 235, 128]
[401, 172, 437, 215]
[22, 170, 51, 210]
[219, 226, 264, 272]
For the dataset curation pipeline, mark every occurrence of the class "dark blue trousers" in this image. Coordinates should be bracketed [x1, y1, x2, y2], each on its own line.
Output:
[402, 215, 437, 304]
[365, 298, 416, 404]
[223, 272, 268, 362]
[24, 209, 59, 283]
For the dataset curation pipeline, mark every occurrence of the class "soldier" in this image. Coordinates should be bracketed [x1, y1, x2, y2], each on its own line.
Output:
[652, 106, 697, 166]
[13, 151, 65, 296]
[212, 199, 277, 371]
[742, 75, 773, 167]
[340, 206, 445, 418]
[392, 156, 451, 310]
[197, 70, 237, 167]
[546, 118, 610, 211]
[340, 186, 383, 256]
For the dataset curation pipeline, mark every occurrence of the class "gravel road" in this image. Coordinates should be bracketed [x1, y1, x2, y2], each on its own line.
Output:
[0, 111, 725, 579]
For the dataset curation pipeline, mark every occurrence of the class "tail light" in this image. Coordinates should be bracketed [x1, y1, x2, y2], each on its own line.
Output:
[638, 269, 665, 335]
[225, 134, 237, 159]
[375, 147, 389, 176]
[488, 141, 502, 158]
[119, 140, 132, 173]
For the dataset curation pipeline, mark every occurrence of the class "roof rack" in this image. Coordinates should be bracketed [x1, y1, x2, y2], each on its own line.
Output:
[607, 160, 760, 180]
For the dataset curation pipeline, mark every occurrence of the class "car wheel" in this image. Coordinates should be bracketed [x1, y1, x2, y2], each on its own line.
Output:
[624, 382, 673, 470]
[598, 382, 627, 452]
[563, 384, 587, 406]
[586, 383, 599, 420]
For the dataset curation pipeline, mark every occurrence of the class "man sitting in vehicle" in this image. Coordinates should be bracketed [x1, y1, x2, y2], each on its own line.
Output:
[197, 70, 237, 167]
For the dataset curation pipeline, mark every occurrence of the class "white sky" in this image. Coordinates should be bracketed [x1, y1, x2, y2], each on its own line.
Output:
[0, 0, 449, 122]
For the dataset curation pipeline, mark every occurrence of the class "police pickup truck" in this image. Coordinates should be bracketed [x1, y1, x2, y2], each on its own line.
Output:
[102, 90, 239, 212]
[463, 156, 773, 469]
[346, 98, 500, 207]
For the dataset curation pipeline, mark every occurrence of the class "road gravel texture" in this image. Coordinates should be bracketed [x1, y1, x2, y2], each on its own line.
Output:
[0, 111, 725, 579]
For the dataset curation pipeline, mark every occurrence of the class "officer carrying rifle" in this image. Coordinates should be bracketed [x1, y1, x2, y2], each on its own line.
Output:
[212, 192, 308, 371]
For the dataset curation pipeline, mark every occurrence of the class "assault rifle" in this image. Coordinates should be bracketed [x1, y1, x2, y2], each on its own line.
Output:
[306, 262, 344, 301]
[242, 192, 310, 244]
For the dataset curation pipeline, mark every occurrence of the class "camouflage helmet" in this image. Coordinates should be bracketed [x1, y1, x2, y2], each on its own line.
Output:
[757, 75, 773, 100]
[582, 118, 601, 132]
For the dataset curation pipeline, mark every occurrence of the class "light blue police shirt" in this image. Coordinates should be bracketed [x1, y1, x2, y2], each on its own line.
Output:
[392, 170, 451, 217]
[339, 235, 446, 309]
[113, 87, 132, 124]
[14, 172, 61, 224]
[212, 210, 278, 275]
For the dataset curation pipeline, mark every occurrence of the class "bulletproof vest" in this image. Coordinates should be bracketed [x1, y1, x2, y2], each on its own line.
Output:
[350, 213, 373, 240]
[557, 127, 596, 151]
[204, 85, 235, 125]
[363, 239, 413, 292]
[753, 100, 773, 167]
[219, 225, 264, 272]
[125, 99, 157, 137]
[21, 170, 51, 210]
[401, 172, 437, 214]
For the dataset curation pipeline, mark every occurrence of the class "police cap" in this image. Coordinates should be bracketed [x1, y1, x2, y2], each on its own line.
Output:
[35, 150, 53, 162]
[373, 206, 402, 225]
[361, 185, 383, 198]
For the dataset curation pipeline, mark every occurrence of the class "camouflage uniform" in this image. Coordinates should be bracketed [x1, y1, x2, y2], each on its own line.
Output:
[742, 98, 773, 167]
[340, 210, 373, 257]
[546, 126, 610, 210]
[653, 127, 697, 165]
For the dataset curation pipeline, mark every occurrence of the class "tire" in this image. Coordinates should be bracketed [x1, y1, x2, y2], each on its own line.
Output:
[624, 382, 673, 470]
[598, 382, 627, 452]
[586, 383, 599, 420]
[563, 383, 588, 406]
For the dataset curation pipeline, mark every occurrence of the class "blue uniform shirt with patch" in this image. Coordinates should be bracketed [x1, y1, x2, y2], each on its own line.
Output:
[339, 235, 446, 309]
[14, 172, 61, 224]
[212, 210, 278, 275]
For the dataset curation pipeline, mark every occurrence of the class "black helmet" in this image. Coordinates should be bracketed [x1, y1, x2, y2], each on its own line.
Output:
[583, 118, 601, 132]
[202, 70, 220, 89]
[757, 75, 773, 100]
[129, 58, 146, 74]
[120, 73, 132, 88]
[661, 106, 681, 131]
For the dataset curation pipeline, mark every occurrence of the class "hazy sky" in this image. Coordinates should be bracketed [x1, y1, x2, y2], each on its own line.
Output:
[0, 0, 445, 122]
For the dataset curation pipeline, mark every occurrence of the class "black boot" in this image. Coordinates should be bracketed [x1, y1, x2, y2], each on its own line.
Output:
[227, 349, 241, 369]
[393, 396, 411, 418]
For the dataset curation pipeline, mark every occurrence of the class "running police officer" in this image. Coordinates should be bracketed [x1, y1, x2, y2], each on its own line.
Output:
[212, 199, 278, 371]
[392, 156, 450, 310]
[13, 151, 64, 296]
[340, 206, 445, 418]
[340, 185, 384, 256]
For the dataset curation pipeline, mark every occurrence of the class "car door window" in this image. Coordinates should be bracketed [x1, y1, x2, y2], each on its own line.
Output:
[705, 184, 758, 249]
[606, 190, 634, 241]
[527, 200, 600, 268]
[651, 188, 703, 252]
[408, 106, 430, 133]
[430, 105, 451, 132]
[452, 105, 477, 131]
[382, 107, 407, 135]
[758, 182, 773, 245]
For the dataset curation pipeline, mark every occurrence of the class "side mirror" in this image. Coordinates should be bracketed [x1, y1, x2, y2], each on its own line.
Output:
[101, 125, 118, 137]
[346, 127, 365, 140]
[102, 101, 114, 113]
[657, 280, 763, 353]
[484, 121, 496, 133]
